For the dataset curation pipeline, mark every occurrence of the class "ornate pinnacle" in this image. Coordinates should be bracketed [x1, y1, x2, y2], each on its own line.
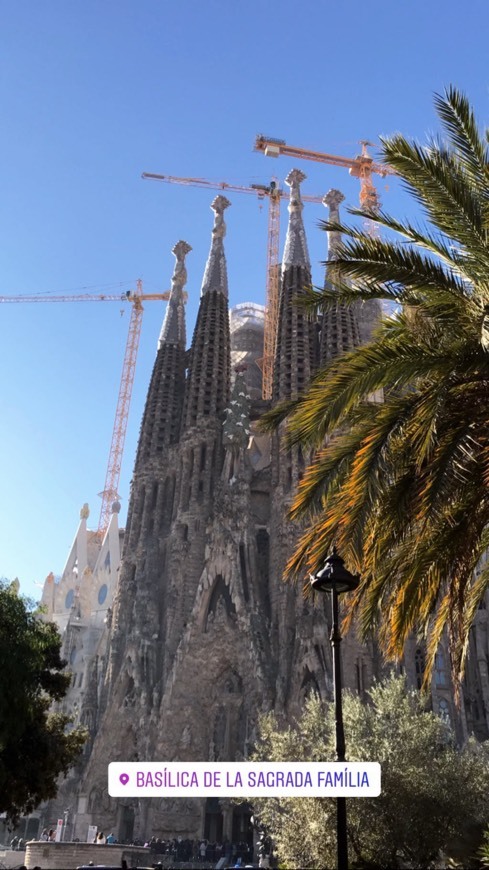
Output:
[201, 196, 231, 297]
[323, 188, 345, 215]
[283, 168, 310, 268]
[285, 168, 307, 214]
[170, 240, 192, 296]
[323, 189, 345, 261]
[211, 195, 231, 240]
[159, 239, 191, 347]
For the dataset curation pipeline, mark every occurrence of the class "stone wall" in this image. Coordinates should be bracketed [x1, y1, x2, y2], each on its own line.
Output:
[25, 841, 149, 870]
[0, 850, 27, 869]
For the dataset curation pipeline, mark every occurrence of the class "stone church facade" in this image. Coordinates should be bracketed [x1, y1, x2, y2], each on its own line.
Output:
[43, 170, 489, 844]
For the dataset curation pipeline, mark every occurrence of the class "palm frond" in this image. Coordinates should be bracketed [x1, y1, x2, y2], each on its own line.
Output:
[275, 88, 489, 685]
[434, 87, 489, 190]
[381, 133, 488, 257]
[318, 232, 472, 300]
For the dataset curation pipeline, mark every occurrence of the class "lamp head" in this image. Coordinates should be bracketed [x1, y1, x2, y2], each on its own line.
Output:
[310, 548, 360, 595]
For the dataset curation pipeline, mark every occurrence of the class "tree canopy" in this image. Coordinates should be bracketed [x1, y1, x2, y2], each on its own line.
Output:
[264, 87, 489, 684]
[0, 581, 86, 824]
[251, 675, 489, 869]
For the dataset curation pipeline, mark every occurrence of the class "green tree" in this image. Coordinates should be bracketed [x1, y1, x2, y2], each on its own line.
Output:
[251, 675, 489, 869]
[0, 580, 86, 824]
[265, 88, 489, 684]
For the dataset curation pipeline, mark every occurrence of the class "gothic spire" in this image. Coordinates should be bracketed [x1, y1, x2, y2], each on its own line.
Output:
[158, 240, 192, 348]
[320, 189, 360, 366]
[282, 168, 310, 270]
[182, 197, 231, 429]
[201, 195, 231, 297]
[134, 241, 191, 467]
[272, 169, 318, 403]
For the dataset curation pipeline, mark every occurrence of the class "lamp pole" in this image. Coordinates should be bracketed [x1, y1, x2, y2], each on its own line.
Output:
[311, 548, 359, 870]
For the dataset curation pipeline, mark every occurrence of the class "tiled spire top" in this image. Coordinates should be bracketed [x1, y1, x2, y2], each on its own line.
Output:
[159, 240, 192, 348]
[323, 189, 345, 261]
[201, 195, 231, 297]
[283, 168, 310, 270]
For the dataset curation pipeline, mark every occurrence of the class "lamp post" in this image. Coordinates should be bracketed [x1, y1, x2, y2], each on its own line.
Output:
[311, 548, 359, 870]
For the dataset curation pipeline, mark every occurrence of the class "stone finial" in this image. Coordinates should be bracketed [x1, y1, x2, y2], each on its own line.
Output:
[171, 240, 192, 294]
[201, 196, 231, 297]
[111, 500, 121, 514]
[323, 188, 345, 215]
[285, 168, 307, 212]
[323, 188, 345, 260]
[159, 239, 191, 347]
[282, 168, 310, 268]
[211, 195, 231, 240]
[80, 503, 90, 520]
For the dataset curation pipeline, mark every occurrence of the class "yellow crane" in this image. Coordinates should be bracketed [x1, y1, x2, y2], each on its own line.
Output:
[254, 135, 396, 212]
[1, 280, 182, 534]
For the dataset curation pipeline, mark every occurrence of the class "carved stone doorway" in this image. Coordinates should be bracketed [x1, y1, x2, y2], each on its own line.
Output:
[204, 797, 223, 842]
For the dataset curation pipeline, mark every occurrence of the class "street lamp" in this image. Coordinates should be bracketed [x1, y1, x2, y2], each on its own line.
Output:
[311, 548, 359, 870]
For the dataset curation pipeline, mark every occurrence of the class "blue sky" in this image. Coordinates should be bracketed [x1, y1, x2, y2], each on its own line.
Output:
[1, 0, 489, 599]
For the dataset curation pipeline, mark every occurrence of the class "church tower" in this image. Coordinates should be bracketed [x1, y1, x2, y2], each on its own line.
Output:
[272, 168, 318, 405]
[320, 189, 361, 365]
[268, 168, 332, 717]
[45, 174, 486, 847]
[106, 240, 191, 697]
[71, 184, 382, 846]
[164, 195, 232, 665]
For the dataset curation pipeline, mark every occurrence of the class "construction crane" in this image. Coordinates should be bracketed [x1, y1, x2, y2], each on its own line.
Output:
[1, 280, 178, 534]
[142, 172, 325, 399]
[254, 135, 396, 213]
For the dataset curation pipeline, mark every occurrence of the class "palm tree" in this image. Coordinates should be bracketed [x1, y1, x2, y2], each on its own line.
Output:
[265, 88, 489, 686]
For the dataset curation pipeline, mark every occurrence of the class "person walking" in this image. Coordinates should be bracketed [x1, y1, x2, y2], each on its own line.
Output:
[199, 839, 207, 862]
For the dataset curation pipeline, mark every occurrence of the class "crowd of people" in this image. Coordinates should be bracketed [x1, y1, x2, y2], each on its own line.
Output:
[9, 828, 258, 866]
[145, 837, 253, 864]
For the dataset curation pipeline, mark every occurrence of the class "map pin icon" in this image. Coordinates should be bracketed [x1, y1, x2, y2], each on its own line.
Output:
[119, 773, 129, 786]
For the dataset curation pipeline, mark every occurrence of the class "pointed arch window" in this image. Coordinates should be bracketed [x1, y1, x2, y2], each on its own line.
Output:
[435, 650, 449, 688]
[204, 575, 236, 632]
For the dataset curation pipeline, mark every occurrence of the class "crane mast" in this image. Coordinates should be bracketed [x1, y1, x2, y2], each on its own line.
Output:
[262, 185, 281, 399]
[98, 279, 144, 533]
[1, 281, 175, 536]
